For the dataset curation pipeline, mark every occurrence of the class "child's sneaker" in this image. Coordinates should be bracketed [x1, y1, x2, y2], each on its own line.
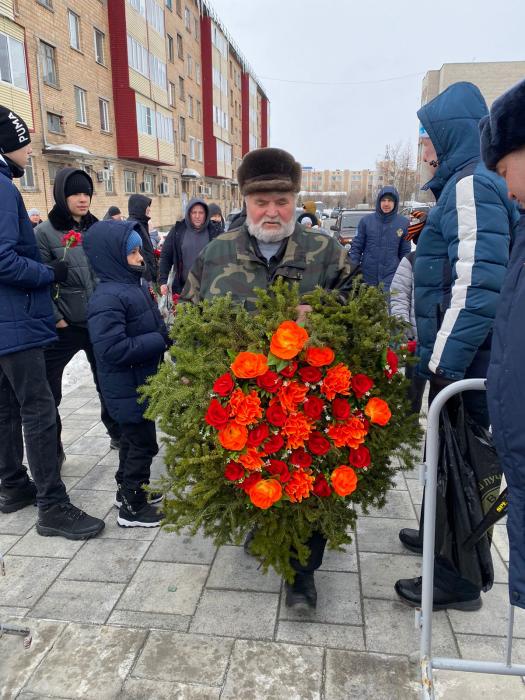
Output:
[114, 488, 163, 508]
[117, 502, 161, 528]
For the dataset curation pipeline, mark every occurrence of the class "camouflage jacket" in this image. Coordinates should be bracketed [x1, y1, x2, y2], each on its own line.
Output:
[181, 223, 355, 310]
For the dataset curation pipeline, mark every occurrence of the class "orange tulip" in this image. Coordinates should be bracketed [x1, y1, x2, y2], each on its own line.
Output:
[249, 479, 282, 509]
[364, 397, 392, 426]
[270, 321, 309, 360]
[331, 465, 358, 496]
[230, 352, 269, 378]
[218, 421, 248, 451]
[305, 346, 335, 367]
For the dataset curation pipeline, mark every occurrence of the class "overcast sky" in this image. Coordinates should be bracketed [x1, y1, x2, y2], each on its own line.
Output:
[210, 0, 525, 170]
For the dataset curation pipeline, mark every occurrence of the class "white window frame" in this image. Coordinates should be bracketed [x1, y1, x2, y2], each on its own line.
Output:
[124, 170, 137, 193]
[40, 41, 57, 86]
[74, 86, 88, 125]
[20, 156, 36, 190]
[68, 11, 81, 51]
[0, 32, 29, 90]
[94, 28, 105, 65]
[143, 172, 154, 194]
[99, 98, 110, 132]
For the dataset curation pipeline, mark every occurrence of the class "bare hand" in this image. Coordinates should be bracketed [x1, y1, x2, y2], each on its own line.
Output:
[296, 304, 312, 325]
[160, 284, 168, 296]
[56, 320, 68, 329]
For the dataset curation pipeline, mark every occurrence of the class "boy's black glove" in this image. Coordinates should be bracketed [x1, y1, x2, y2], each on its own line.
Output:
[48, 259, 68, 283]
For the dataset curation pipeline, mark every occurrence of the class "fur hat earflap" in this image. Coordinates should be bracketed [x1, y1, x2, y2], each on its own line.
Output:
[480, 78, 525, 171]
[238, 147, 302, 195]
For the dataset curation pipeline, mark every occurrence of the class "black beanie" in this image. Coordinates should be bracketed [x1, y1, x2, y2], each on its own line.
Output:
[0, 106, 31, 154]
[64, 171, 93, 198]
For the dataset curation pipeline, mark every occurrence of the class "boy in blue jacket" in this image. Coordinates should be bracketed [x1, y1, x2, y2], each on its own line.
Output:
[83, 221, 169, 527]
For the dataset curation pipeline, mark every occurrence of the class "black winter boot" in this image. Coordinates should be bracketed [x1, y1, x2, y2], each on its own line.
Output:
[398, 527, 423, 554]
[37, 502, 105, 540]
[394, 576, 482, 611]
[285, 573, 317, 609]
[0, 480, 37, 513]
[117, 487, 161, 528]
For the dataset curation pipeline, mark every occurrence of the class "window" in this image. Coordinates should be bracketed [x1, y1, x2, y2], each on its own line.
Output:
[168, 81, 176, 106]
[0, 33, 29, 90]
[178, 76, 185, 100]
[176, 0, 182, 16]
[195, 62, 200, 85]
[160, 175, 169, 195]
[186, 54, 192, 78]
[104, 171, 114, 194]
[188, 95, 193, 117]
[127, 35, 148, 77]
[124, 170, 137, 193]
[99, 98, 110, 132]
[20, 156, 36, 189]
[194, 16, 199, 41]
[48, 162, 64, 184]
[129, 0, 146, 15]
[173, 129, 178, 154]
[176, 33, 183, 59]
[74, 86, 88, 125]
[189, 136, 195, 160]
[179, 116, 186, 141]
[143, 172, 154, 194]
[136, 102, 155, 136]
[167, 34, 174, 62]
[173, 177, 179, 195]
[156, 111, 174, 143]
[181, 153, 187, 168]
[165, 0, 172, 9]
[196, 99, 201, 123]
[146, 0, 164, 34]
[47, 112, 63, 133]
[197, 140, 203, 163]
[148, 53, 166, 88]
[37, 0, 53, 7]
[184, 6, 191, 32]
[230, 88, 233, 107]
[68, 11, 81, 51]
[40, 41, 58, 86]
[94, 29, 105, 65]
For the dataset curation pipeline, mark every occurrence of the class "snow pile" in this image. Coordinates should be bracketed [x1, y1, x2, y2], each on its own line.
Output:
[62, 351, 94, 395]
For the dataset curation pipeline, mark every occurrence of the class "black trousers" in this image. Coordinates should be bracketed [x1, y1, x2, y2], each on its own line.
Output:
[406, 363, 427, 415]
[0, 348, 68, 508]
[291, 530, 327, 575]
[44, 325, 120, 454]
[115, 419, 158, 505]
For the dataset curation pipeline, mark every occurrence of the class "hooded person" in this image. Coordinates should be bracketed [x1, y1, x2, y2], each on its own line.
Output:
[127, 194, 158, 283]
[208, 202, 225, 236]
[349, 186, 410, 289]
[103, 206, 123, 221]
[83, 220, 169, 527]
[0, 105, 104, 540]
[159, 197, 218, 296]
[35, 167, 121, 461]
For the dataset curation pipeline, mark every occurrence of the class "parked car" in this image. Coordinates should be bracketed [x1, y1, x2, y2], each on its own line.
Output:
[331, 209, 374, 249]
[330, 207, 342, 220]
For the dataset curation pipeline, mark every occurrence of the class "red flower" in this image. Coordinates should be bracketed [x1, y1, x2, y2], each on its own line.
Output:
[349, 445, 371, 468]
[266, 403, 287, 427]
[290, 448, 313, 468]
[237, 472, 262, 493]
[351, 373, 374, 399]
[205, 398, 230, 428]
[224, 461, 244, 481]
[313, 474, 332, 497]
[298, 365, 322, 384]
[256, 370, 282, 394]
[263, 433, 284, 454]
[213, 372, 235, 397]
[385, 348, 399, 380]
[61, 230, 82, 249]
[247, 423, 270, 448]
[332, 398, 351, 421]
[407, 340, 417, 354]
[307, 431, 331, 456]
[305, 347, 335, 367]
[267, 459, 291, 483]
[279, 361, 298, 378]
[303, 396, 324, 420]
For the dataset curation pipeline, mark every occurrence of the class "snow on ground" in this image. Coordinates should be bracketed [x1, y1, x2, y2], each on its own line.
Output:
[62, 351, 93, 395]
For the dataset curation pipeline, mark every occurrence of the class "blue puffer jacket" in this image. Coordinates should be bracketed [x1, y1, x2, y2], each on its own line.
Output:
[414, 82, 519, 380]
[83, 220, 168, 424]
[487, 211, 525, 608]
[349, 186, 410, 289]
[0, 157, 56, 356]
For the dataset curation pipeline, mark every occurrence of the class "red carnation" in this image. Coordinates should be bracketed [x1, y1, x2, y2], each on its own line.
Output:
[205, 398, 230, 428]
[213, 372, 235, 397]
[224, 461, 244, 481]
[351, 373, 374, 399]
[280, 361, 298, 378]
[303, 396, 324, 420]
[247, 423, 270, 448]
[267, 459, 291, 483]
[256, 370, 282, 394]
[313, 474, 332, 497]
[332, 398, 351, 421]
[307, 431, 331, 456]
[349, 445, 371, 469]
[407, 340, 417, 354]
[266, 403, 287, 427]
[237, 472, 262, 493]
[385, 348, 399, 380]
[290, 448, 313, 468]
[61, 230, 82, 249]
[264, 433, 285, 454]
[298, 365, 322, 384]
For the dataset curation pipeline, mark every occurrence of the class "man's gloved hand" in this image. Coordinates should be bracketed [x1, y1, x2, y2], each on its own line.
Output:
[48, 259, 68, 284]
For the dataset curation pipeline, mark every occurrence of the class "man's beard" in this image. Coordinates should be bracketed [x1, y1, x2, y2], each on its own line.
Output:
[247, 214, 295, 243]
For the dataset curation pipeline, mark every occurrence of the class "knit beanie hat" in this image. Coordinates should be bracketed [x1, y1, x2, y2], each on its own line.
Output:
[302, 216, 313, 226]
[480, 78, 525, 171]
[126, 230, 143, 255]
[28, 208, 40, 217]
[64, 171, 93, 198]
[0, 106, 31, 154]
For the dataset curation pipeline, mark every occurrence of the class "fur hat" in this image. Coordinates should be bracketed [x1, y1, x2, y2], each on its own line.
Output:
[237, 147, 301, 195]
[480, 78, 525, 171]
[303, 201, 317, 215]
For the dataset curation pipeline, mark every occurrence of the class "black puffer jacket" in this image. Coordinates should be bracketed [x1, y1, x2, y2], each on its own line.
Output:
[127, 194, 158, 283]
[35, 168, 98, 326]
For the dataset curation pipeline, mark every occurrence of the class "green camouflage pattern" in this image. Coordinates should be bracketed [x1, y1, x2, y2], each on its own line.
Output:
[181, 223, 355, 309]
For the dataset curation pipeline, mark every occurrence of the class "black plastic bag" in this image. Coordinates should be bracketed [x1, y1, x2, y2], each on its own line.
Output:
[434, 399, 502, 592]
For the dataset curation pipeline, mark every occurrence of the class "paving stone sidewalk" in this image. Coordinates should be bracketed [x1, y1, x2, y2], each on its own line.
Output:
[1, 379, 524, 699]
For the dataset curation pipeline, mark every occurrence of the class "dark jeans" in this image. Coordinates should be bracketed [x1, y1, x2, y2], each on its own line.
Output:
[0, 348, 68, 508]
[44, 325, 120, 455]
[290, 530, 327, 575]
[115, 420, 158, 504]
[406, 363, 427, 415]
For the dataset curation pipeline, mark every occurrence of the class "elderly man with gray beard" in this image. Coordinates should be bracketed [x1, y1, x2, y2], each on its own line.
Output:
[180, 147, 356, 609]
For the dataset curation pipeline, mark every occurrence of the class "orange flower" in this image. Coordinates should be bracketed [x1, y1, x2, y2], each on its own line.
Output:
[285, 470, 315, 503]
[239, 448, 265, 471]
[249, 479, 282, 509]
[270, 321, 309, 360]
[305, 346, 335, 367]
[327, 416, 368, 449]
[228, 389, 263, 425]
[231, 352, 269, 378]
[321, 363, 352, 400]
[277, 381, 308, 413]
[364, 397, 392, 426]
[282, 412, 313, 449]
[331, 465, 358, 496]
[218, 421, 248, 451]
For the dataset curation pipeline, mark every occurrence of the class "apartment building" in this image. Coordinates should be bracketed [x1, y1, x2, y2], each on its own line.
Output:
[301, 168, 374, 206]
[1, 0, 268, 227]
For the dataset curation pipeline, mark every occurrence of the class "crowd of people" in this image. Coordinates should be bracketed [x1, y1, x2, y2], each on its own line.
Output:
[0, 75, 524, 612]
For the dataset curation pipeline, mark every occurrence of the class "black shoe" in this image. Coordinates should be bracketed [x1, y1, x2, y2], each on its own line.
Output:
[243, 529, 256, 555]
[285, 573, 317, 610]
[113, 489, 163, 508]
[0, 481, 37, 514]
[399, 527, 423, 554]
[117, 502, 161, 528]
[110, 437, 121, 450]
[394, 576, 482, 611]
[36, 502, 105, 540]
